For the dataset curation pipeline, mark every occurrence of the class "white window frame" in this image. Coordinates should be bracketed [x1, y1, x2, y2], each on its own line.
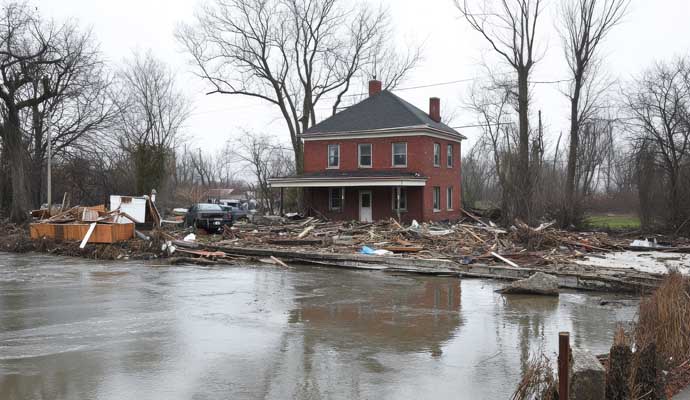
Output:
[446, 186, 453, 210]
[433, 143, 441, 167]
[447, 144, 453, 168]
[327, 144, 340, 169]
[392, 142, 407, 167]
[391, 187, 408, 211]
[329, 187, 344, 211]
[358, 143, 372, 168]
[432, 186, 441, 211]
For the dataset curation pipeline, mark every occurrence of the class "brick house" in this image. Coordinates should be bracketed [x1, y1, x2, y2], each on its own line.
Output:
[269, 80, 465, 223]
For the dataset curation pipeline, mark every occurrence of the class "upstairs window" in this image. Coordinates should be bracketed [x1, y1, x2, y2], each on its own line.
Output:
[391, 187, 407, 211]
[327, 144, 340, 168]
[433, 143, 441, 167]
[447, 186, 453, 210]
[329, 188, 343, 211]
[358, 144, 372, 167]
[447, 144, 453, 167]
[433, 186, 441, 211]
[392, 142, 407, 167]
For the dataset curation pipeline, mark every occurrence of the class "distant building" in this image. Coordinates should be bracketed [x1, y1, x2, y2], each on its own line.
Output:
[269, 80, 465, 222]
[204, 188, 235, 204]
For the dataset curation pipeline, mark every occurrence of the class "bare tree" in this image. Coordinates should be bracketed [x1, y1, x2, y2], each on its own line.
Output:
[466, 80, 521, 223]
[575, 117, 615, 197]
[230, 131, 294, 214]
[176, 0, 419, 173]
[0, 2, 100, 222]
[22, 25, 117, 208]
[624, 58, 690, 230]
[559, 0, 628, 226]
[461, 142, 497, 210]
[114, 51, 191, 195]
[456, 0, 542, 222]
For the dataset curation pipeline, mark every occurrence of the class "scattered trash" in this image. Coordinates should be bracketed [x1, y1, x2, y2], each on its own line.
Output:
[183, 233, 196, 242]
[630, 238, 668, 249]
[360, 246, 393, 256]
[135, 230, 151, 241]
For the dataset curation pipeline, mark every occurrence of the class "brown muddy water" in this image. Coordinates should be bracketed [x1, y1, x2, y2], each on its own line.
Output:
[0, 253, 637, 400]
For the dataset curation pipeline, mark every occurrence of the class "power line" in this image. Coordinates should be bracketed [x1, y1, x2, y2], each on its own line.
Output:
[451, 122, 513, 129]
[188, 75, 572, 117]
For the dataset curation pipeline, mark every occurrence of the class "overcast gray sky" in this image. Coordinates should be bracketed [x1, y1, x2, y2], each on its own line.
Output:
[39, 0, 690, 154]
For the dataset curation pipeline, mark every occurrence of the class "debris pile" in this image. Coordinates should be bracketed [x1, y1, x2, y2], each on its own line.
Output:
[179, 210, 633, 268]
[29, 205, 136, 247]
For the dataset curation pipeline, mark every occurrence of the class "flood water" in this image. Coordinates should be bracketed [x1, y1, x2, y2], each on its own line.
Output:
[0, 253, 637, 400]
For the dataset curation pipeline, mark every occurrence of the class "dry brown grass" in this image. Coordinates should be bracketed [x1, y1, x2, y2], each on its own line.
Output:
[636, 272, 690, 366]
[510, 352, 557, 400]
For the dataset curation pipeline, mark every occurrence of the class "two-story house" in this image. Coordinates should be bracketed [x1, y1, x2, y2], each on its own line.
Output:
[269, 80, 465, 222]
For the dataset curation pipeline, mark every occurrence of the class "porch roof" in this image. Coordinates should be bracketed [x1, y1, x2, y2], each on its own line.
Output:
[268, 171, 428, 188]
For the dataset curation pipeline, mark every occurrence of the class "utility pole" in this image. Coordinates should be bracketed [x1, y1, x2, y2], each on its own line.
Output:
[46, 108, 52, 214]
[43, 76, 53, 215]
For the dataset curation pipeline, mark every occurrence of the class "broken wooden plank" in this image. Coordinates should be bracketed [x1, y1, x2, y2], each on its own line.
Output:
[383, 246, 424, 253]
[491, 251, 520, 268]
[267, 238, 323, 246]
[175, 248, 227, 258]
[297, 225, 315, 239]
[79, 223, 97, 249]
[270, 256, 289, 268]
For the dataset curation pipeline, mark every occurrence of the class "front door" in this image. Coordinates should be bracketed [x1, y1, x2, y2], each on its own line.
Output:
[359, 190, 372, 222]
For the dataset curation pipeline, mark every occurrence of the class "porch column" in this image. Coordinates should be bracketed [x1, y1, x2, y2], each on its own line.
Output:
[396, 186, 401, 222]
[280, 187, 284, 216]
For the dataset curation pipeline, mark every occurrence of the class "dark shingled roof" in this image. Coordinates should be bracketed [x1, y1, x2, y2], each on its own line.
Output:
[304, 90, 463, 137]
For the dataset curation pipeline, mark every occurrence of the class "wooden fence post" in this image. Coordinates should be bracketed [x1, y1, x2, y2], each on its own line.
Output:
[559, 331, 570, 400]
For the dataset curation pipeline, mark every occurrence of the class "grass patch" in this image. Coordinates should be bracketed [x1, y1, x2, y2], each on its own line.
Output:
[585, 214, 641, 230]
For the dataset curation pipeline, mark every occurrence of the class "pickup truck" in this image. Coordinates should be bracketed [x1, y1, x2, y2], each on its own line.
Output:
[184, 203, 233, 233]
[220, 204, 249, 220]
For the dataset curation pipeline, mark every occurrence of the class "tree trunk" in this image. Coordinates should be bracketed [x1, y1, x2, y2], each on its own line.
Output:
[31, 103, 44, 209]
[3, 114, 31, 223]
[669, 169, 681, 228]
[564, 77, 583, 227]
[517, 68, 531, 223]
[292, 139, 304, 175]
[0, 145, 10, 213]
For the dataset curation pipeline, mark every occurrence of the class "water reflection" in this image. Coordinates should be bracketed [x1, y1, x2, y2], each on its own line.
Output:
[0, 254, 637, 400]
[501, 294, 560, 370]
[289, 274, 462, 355]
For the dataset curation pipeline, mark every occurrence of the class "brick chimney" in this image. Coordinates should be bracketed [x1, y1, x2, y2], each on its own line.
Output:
[369, 79, 382, 97]
[429, 97, 441, 122]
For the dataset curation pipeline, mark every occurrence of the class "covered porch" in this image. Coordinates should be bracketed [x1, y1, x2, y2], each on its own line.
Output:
[269, 173, 427, 223]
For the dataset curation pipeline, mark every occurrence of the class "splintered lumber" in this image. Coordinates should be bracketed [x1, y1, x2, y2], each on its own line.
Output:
[491, 251, 520, 268]
[299, 217, 315, 227]
[267, 238, 322, 246]
[270, 256, 289, 268]
[461, 208, 491, 227]
[383, 246, 423, 253]
[297, 225, 315, 239]
[175, 248, 227, 258]
[41, 206, 79, 223]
